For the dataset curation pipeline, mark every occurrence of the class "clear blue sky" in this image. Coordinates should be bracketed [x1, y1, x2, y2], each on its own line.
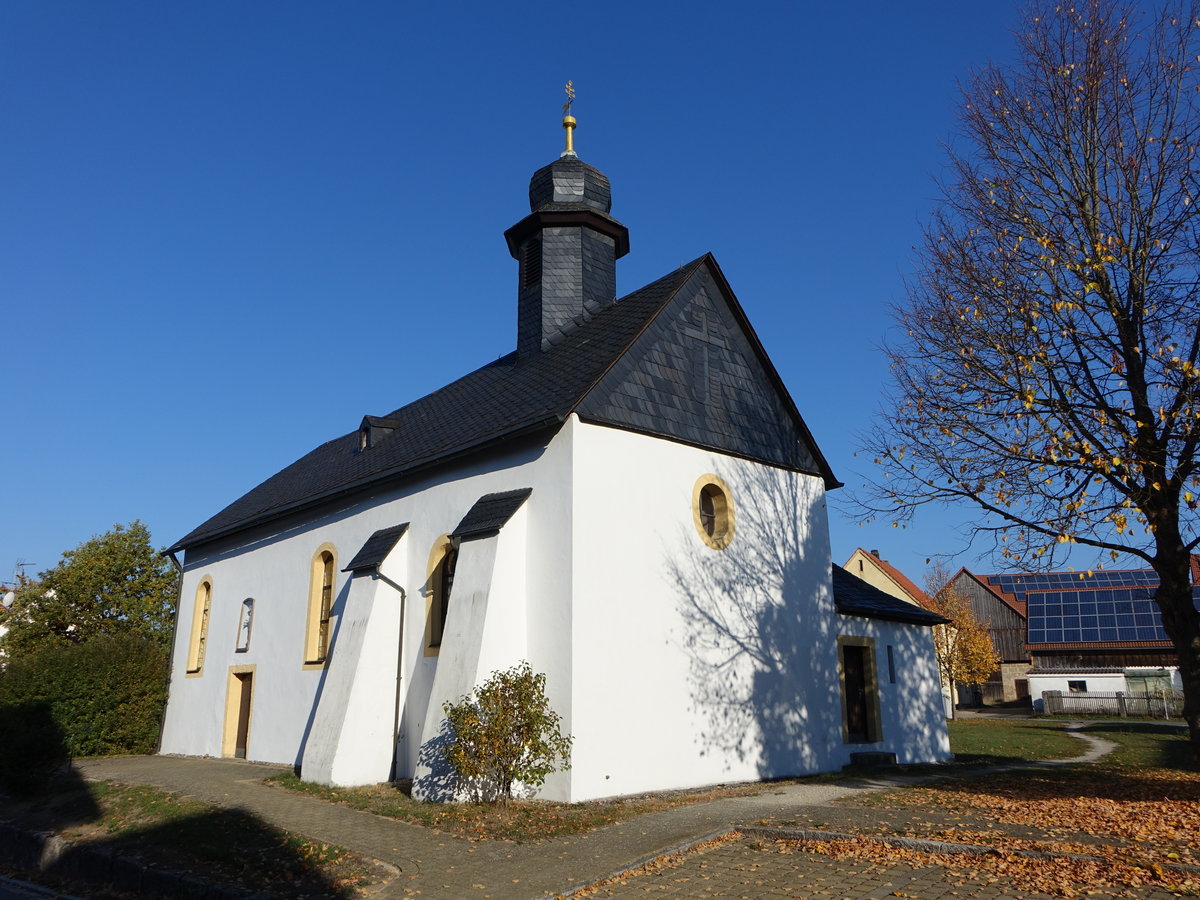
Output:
[3, 0, 1037, 587]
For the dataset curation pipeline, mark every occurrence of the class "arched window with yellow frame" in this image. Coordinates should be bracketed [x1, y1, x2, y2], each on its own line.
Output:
[424, 535, 458, 655]
[186, 577, 212, 675]
[304, 545, 337, 665]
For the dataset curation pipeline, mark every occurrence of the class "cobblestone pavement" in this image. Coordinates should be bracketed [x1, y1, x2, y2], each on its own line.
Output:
[582, 834, 1183, 900]
[65, 729, 1164, 900]
[68, 757, 903, 898]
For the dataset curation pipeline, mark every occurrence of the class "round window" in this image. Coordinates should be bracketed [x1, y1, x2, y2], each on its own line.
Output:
[692, 475, 734, 550]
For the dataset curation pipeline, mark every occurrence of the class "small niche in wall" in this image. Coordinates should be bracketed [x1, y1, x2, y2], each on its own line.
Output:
[236, 598, 254, 652]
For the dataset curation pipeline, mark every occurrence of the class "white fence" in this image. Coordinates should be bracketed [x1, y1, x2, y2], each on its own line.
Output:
[1042, 689, 1183, 719]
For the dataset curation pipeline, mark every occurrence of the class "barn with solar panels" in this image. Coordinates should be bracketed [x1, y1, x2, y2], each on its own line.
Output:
[948, 564, 1197, 708]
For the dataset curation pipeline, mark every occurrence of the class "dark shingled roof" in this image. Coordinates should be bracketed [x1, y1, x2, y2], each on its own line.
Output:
[452, 489, 532, 541]
[832, 564, 949, 627]
[169, 254, 838, 553]
[343, 523, 410, 573]
[169, 261, 703, 552]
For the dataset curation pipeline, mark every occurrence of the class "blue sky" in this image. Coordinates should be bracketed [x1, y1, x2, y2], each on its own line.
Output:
[3, 0, 1037, 587]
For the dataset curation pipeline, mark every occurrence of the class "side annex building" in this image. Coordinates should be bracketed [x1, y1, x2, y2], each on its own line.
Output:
[159, 125, 950, 802]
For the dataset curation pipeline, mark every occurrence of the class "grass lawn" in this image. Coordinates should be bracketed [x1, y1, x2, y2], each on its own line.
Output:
[267, 773, 763, 842]
[1082, 720, 1196, 768]
[946, 716, 1083, 763]
[262, 719, 1087, 844]
[0, 776, 388, 898]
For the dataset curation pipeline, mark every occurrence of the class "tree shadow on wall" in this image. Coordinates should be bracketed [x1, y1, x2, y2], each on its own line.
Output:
[415, 719, 461, 802]
[669, 465, 843, 778]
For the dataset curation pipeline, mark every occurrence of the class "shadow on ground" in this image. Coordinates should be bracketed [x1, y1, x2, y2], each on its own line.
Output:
[0, 712, 366, 898]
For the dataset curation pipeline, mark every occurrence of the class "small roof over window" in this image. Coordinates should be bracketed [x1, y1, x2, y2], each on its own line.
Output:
[344, 523, 410, 573]
[452, 489, 532, 542]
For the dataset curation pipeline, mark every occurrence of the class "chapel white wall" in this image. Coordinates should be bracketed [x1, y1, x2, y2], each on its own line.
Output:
[566, 419, 845, 801]
[159, 414, 951, 800]
[159, 434, 574, 774]
[299, 532, 408, 787]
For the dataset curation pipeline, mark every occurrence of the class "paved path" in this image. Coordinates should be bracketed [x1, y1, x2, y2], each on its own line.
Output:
[74, 756, 899, 898]
[582, 831, 1183, 900]
[70, 727, 1147, 899]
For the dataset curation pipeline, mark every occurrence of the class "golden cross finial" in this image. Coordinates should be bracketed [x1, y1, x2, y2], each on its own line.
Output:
[561, 80, 577, 158]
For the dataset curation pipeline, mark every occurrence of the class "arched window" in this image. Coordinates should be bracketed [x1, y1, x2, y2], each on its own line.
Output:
[186, 578, 212, 674]
[305, 546, 337, 665]
[426, 536, 458, 652]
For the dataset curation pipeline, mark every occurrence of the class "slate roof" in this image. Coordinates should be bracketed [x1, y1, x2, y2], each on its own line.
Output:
[170, 255, 838, 553]
[452, 489, 532, 541]
[343, 523, 410, 573]
[832, 564, 949, 627]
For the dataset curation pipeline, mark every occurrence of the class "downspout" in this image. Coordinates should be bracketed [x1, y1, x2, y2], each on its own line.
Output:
[155, 550, 186, 754]
[373, 570, 407, 781]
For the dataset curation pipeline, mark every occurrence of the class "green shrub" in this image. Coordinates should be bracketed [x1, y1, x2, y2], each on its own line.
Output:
[442, 661, 572, 804]
[0, 633, 169, 757]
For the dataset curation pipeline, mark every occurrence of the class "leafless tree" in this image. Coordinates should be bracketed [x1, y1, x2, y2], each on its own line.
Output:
[860, 1, 1200, 746]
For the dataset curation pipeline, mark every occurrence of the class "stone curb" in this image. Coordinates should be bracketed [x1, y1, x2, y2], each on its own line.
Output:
[0, 819, 265, 899]
[555, 826, 734, 897]
[0, 873, 88, 900]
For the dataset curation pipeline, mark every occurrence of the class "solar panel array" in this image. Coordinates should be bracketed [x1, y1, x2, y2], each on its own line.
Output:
[987, 569, 1159, 605]
[1025, 582, 1200, 644]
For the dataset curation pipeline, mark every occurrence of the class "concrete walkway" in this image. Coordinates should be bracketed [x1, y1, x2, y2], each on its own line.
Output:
[72, 727, 1120, 899]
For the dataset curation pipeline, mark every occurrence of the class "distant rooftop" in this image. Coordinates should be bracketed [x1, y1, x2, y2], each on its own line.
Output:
[974, 566, 1200, 647]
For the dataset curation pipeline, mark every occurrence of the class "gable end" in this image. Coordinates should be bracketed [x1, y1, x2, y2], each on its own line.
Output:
[575, 257, 837, 482]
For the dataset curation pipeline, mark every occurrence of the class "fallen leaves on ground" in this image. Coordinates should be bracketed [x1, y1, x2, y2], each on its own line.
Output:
[792, 836, 1197, 898]
[801, 765, 1200, 897]
[571, 832, 742, 896]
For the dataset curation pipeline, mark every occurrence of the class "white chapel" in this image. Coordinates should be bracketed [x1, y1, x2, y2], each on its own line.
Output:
[158, 109, 950, 802]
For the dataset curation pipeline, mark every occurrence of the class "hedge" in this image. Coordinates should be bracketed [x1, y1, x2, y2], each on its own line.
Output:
[0, 633, 170, 759]
[0, 701, 70, 796]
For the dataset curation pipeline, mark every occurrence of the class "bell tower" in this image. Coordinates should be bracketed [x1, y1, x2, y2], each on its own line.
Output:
[504, 84, 629, 358]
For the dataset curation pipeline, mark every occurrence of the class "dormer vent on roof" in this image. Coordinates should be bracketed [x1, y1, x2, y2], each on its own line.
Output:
[504, 106, 629, 359]
[358, 415, 401, 452]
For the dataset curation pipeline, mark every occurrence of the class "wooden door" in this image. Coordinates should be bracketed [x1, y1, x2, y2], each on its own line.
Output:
[234, 672, 253, 759]
[843, 644, 869, 742]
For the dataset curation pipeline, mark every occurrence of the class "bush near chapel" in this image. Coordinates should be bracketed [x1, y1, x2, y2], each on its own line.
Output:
[442, 661, 572, 803]
[0, 523, 178, 773]
[0, 701, 70, 797]
[0, 633, 169, 758]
